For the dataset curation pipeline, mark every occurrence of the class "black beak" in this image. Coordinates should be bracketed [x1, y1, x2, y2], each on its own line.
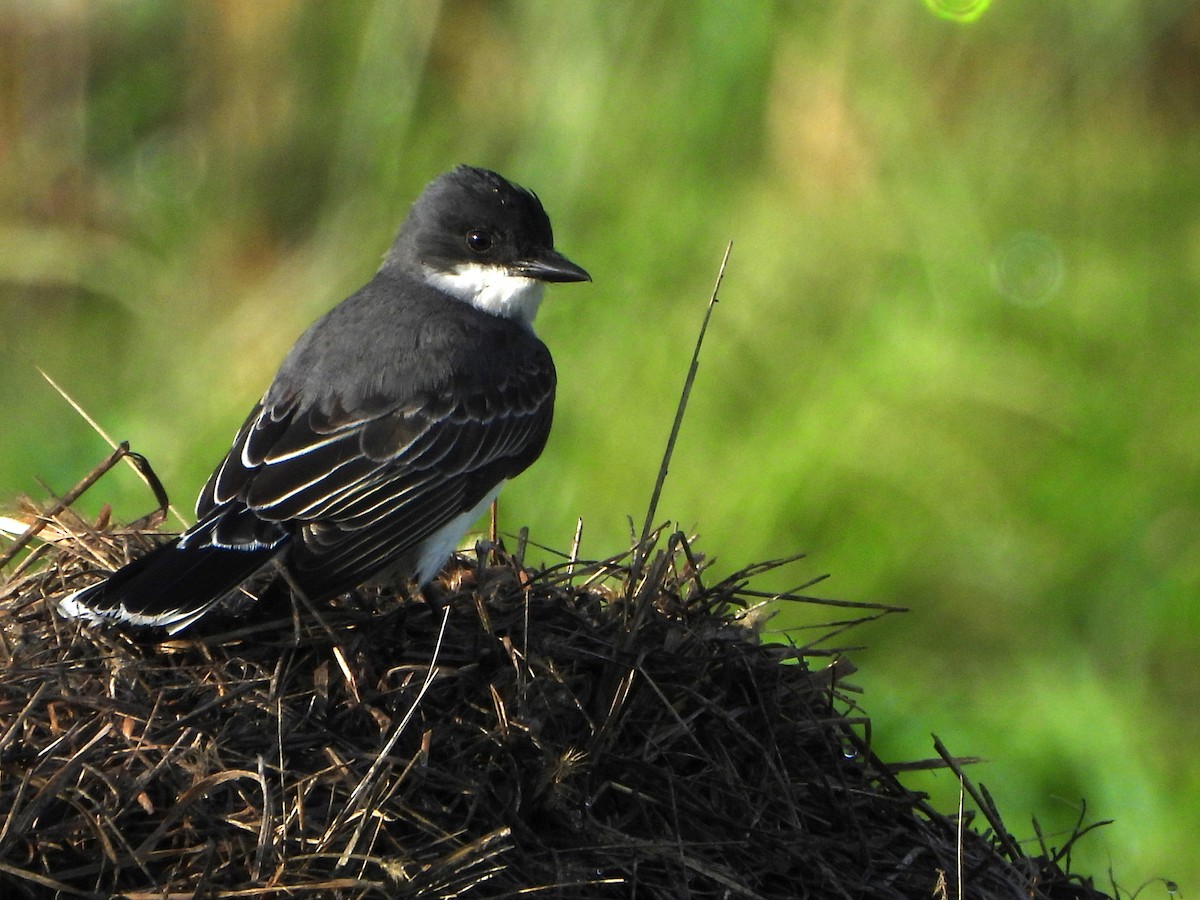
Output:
[515, 249, 591, 284]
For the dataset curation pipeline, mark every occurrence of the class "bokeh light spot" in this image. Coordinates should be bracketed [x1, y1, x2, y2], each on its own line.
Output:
[991, 231, 1065, 307]
[922, 0, 993, 23]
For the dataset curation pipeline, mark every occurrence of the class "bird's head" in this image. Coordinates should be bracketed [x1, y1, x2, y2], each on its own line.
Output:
[384, 165, 590, 327]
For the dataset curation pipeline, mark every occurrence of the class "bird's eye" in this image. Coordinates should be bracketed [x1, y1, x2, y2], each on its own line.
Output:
[466, 229, 493, 253]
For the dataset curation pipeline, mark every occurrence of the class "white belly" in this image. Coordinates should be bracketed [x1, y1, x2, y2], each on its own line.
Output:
[412, 481, 505, 586]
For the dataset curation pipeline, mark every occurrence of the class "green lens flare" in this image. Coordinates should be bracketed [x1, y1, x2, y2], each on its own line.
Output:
[922, 0, 993, 23]
[991, 232, 1064, 307]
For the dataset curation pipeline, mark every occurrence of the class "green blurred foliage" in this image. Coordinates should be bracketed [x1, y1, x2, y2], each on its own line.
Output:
[2, 0, 1197, 892]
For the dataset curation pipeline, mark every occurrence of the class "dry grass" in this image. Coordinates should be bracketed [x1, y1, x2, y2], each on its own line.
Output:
[0, 454, 1114, 898]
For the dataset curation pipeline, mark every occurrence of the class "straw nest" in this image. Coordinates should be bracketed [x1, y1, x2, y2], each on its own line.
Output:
[0, 453, 1113, 899]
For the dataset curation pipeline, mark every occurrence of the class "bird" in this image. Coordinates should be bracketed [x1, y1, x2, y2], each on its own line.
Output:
[58, 164, 589, 632]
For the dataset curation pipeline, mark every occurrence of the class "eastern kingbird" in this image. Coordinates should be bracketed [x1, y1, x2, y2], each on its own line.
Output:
[59, 165, 589, 631]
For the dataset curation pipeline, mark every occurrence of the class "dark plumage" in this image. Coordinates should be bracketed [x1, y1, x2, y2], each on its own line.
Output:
[59, 165, 589, 631]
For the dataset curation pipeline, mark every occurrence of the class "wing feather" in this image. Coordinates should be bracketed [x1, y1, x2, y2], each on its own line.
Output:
[194, 367, 552, 598]
[192, 279, 556, 600]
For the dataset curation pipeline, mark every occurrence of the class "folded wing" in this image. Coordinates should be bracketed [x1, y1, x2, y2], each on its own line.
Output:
[195, 353, 554, 599]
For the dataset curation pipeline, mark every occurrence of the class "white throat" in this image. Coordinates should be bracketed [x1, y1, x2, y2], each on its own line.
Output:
[426, 263, 545, 329]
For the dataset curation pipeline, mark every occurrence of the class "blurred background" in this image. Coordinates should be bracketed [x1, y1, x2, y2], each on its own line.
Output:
[2, 0, 1197, 891]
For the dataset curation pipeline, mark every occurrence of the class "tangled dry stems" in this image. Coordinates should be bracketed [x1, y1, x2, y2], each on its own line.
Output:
[0, 479, 1113, 898]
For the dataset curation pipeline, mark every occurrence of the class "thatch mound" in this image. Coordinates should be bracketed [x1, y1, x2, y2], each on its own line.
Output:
[0, 472, 1112, 898]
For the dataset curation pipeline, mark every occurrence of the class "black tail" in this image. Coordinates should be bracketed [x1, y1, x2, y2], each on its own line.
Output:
[58, 537, 280, 632]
